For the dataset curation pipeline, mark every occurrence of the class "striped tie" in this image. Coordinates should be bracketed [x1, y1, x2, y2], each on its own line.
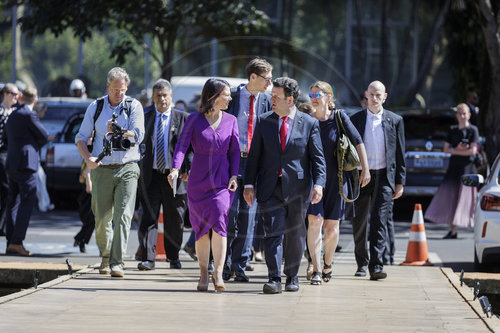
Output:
[156, 114, 166, 170]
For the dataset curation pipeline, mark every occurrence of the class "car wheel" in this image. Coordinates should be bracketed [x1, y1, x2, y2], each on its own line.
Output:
[474, 247, 485, 272]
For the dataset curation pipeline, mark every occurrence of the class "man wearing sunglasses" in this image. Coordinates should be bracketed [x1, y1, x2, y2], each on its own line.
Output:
[76, 67, 144, 278]
[222, 57, 273, 283]
[0, 83, 19, 237]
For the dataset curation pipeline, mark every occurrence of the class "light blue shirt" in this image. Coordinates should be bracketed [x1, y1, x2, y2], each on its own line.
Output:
[153, 106, 171, 170]
[237, 86, 259, 153]
[75, 95, 145, 165]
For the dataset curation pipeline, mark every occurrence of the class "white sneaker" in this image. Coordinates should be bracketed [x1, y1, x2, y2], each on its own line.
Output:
[99, 263, 111, 275]
[110, 264, 124, 278]
[99, 258, 110, 274]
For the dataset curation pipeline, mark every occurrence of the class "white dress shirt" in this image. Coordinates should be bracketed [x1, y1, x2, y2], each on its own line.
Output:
[364, 109, 386, 170]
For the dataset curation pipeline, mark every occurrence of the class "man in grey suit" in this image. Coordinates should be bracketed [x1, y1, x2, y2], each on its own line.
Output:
[244, 77, 326, 294]
[137, 79, 191, 271]
[350, 80, 405, 280]
[5, 87, 49, 256]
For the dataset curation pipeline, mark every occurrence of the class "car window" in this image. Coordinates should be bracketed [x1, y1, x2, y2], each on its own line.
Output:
[44, 106, 84, 122]
[64, 118, 83, 143]
[403, 115, 456, 140]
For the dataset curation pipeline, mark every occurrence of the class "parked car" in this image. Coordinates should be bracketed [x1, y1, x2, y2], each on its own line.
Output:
[44, 112, 85, 192]
[462, 153, 500, 271]
[391, 108, 457, 196]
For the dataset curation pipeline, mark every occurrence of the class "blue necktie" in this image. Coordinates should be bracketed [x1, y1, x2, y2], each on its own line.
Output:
[156, 114, 166, 170]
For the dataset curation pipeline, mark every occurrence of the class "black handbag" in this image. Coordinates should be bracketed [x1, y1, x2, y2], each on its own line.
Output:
[334, 110, 361, 202]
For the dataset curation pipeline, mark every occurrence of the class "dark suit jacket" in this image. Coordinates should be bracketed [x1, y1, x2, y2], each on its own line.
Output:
[245, 109, 326, 203]
[139, 105, 192, 194]
[350, 108, 406, 192]
[226, 84, 272, 118]
[5, 104, 49, 172]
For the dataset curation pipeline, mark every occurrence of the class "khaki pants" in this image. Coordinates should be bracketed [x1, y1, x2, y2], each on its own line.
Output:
[91, 162, 139, 266]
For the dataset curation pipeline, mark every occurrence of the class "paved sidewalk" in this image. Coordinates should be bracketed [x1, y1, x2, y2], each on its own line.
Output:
[0, 250, 497, 332]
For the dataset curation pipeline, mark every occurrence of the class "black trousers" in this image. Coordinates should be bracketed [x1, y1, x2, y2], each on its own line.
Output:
[75, 189, 95, 244]
[138, 170, 187, 262]
[258, 179, 308, 282]
[0, 151, 9, 235]
[351, 169, 393, 273]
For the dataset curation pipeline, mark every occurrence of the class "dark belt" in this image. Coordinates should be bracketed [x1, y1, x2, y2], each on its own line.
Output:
[370, 168, 387, 175]
[101, 161, 136, 168]
[153, 168, 170, 174]
[240, 152, 248, 158]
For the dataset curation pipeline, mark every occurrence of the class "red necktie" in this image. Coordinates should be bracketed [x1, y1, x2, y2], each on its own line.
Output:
[280, 116, 288, 152]
[248, 95, 255, 152]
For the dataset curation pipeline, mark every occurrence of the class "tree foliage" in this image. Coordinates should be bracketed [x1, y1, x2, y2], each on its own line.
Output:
[6, 0, 269, 79]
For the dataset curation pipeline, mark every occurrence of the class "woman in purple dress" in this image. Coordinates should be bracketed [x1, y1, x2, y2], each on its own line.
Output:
[168, 79, 240, 292]
[425, 103, 478, 239]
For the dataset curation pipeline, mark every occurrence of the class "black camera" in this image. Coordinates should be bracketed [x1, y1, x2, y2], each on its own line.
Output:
[96, 113, 134, 162]
[109, 113, 132, 151]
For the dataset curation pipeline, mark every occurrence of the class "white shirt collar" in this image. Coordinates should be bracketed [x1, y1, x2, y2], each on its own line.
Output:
[155, 106, 171, 117]
[367, 108, 383, 119]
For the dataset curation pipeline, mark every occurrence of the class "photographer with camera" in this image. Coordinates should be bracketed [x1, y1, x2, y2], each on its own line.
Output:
[75, 67, 144, 277]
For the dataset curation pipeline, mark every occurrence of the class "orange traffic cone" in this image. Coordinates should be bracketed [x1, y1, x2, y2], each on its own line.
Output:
[156, 206, 166, 260]
[401, 204, 432, 266]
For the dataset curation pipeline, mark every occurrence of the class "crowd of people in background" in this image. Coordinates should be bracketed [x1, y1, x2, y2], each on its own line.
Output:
[0, 58, 482, 293]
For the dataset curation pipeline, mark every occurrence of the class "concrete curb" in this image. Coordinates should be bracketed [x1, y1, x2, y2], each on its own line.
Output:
[441, 267, 500, 333]
[0, 265, 94, 305]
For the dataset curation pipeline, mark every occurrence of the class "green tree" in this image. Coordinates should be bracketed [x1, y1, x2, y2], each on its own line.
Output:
[6, 0, 269, 80]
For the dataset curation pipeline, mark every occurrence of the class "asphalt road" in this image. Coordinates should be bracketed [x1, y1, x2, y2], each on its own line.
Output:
[0, 197, 478, 273]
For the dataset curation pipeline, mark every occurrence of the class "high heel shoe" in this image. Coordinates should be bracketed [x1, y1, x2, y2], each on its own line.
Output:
[197, 278, 208, 292]
[211, 276, 226, 292]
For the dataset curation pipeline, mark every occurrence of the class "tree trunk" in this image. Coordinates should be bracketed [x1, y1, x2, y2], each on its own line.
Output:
[477, 0, 500, 159]
[380, 0, 390, 84]
[354, 0, 366, 89]
[404, 0, 450, 105]
[161, 30, 177, 81]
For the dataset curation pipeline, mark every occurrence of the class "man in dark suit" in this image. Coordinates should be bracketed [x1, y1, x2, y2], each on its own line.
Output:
[350, 80, 405, 280]
[5, 87, 49, 256]
[244, 77, 326, 294]
[223, 57, 273, 282]
[137, 79, 191, 270]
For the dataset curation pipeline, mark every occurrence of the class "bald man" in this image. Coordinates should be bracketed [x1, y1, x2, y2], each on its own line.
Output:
[349, 81, 405, 280]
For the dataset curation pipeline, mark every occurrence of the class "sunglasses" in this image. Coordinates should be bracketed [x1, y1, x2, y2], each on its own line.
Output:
[308, 92, 325, 98]
[5, 91, 18, 96]
[109, 87, 128, 93]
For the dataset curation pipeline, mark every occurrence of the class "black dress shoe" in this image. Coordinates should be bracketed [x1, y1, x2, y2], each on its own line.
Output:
[263, 280, 282, 294]
[138, 261, 155, 271]
[355, 267, 367, 277]
[245, 264, 255, 271]
[370, 269, 387, 280]
[443, 231, 457, 239]
[285, 276, 299, 292]
[234, 272, 249, 282]
[169, 259, 182, 269]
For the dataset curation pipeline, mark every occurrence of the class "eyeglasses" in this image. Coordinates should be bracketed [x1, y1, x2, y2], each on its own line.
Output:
[308, 92, 325, 98]
[109, 87, 127, 93]
[257, 74, 272, 82]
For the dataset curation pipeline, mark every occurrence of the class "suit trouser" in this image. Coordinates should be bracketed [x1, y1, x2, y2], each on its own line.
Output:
[75, 189, 95, 244]
[226, 157, 257, 274]
[258, 179, 307, 282]
[0, 152, 9, 234]
[5, 169, 37, 245]
[383, 201, 395, 265]
[352, 169, 393, 273]
[139, 169, 187, 262]
[91, 163, 139, 266]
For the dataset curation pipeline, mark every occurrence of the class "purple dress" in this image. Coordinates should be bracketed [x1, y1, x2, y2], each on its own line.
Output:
[172, 112, 240, 240]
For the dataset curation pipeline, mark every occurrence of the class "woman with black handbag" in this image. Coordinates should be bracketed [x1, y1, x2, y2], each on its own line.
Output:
[306, 81, 370, 285]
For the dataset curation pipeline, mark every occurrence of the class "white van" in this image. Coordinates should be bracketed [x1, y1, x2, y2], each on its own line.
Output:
[171, 76, 247, 112]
